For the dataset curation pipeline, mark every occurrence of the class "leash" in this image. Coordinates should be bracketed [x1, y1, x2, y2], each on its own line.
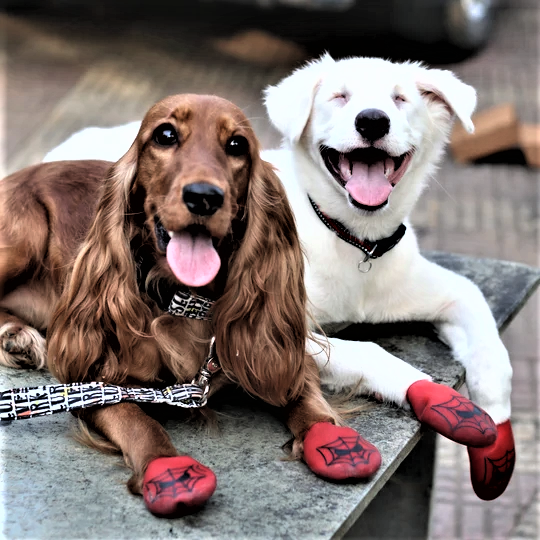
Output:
[0, 291, 220, 421]
[308, 195, 406, 272]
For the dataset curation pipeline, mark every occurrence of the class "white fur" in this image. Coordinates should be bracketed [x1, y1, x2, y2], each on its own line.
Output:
[43, 57, 511, 423]
[264, 55, 510, 424]
[43, 122, 141, 163]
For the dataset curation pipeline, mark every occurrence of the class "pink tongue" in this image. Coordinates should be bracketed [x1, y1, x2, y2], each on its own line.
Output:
[166, 231, 221, 287]
[342, 159, 392, 207]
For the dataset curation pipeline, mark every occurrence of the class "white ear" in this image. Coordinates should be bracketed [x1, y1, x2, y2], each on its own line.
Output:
[264, 53, 335, 144]
[416, 67, 477, 133]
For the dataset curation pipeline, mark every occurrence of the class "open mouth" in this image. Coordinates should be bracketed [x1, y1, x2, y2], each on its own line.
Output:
[154, 218, 221, 288]
[320, 146, 413, 211]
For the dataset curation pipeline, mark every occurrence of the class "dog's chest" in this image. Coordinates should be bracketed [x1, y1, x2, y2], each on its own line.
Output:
[303, 230, 410, 325]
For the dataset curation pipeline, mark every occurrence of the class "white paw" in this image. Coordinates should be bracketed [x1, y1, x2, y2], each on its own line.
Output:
[0, 322, 47, 369]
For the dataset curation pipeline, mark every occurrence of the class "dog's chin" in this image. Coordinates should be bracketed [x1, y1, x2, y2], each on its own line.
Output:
[153, 217, 222, 288]
[348, 197, 388, 213]
[320, 146, 413, 213]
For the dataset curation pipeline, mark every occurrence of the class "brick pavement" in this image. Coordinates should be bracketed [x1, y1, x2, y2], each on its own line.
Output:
[417, 3, 539, 537]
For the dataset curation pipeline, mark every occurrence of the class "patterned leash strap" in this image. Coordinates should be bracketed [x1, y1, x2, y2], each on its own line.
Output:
[0, 339, 221, 422]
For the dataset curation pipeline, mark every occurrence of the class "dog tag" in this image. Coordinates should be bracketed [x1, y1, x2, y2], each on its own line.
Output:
[357, 258, 372, 273]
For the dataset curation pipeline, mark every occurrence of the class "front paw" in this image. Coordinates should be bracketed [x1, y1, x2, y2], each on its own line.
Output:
[0, 322, 46, 369]
[142, 456, 217, 517]
[303, 422, 381, 481]
[468, 420, 515, 500]
[407, 380, 497, 447]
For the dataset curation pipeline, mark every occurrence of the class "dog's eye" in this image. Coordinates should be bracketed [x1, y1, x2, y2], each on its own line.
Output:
[332, 93, 349, 105]
[393, 95, 407, 105]
[152, 124, 179, 146]
[225, 136, 249, 157]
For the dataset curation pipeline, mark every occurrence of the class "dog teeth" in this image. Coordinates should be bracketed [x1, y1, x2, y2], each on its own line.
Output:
[384, 158, 395, 179]
[338, 155, 353, 179]
[167, 230, 175, 238]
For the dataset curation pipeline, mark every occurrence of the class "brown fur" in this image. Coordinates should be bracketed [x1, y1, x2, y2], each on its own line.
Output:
[0, 94, 338, 494]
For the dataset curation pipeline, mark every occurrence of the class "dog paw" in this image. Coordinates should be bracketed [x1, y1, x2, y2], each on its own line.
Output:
[142, 456, 217, 516]
[468, 420, 515, 501]
[0, 322, 46, 369]
[406, 380, 497, 447]
[303, 422, 381, 481]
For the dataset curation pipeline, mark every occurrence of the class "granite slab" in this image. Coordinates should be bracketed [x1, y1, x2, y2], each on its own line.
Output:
[0, 252, 539, 539]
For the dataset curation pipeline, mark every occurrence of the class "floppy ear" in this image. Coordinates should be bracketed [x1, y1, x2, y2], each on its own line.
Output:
[48, 142, 159, 384]
[416, 67, 477, 133]
[264, 53, 335, 144]
[212, 156, 308, 407]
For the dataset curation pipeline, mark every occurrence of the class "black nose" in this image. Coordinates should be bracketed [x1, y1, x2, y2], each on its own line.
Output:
[182, 183, 224, 216]
[355, 109, 391, 142]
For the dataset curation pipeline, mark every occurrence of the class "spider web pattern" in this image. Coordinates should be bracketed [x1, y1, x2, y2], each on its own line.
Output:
[430, 395, 496, 436]
[317, 435, 377, 467]
[143, 464, 209, 503]
[482, 448, 516, 489]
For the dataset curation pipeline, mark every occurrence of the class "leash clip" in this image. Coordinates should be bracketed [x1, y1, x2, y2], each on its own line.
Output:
[191, 337, 220, 406]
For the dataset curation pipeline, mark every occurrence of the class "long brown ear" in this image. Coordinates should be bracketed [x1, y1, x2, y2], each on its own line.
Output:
[48, 146, 159, 384]
[212, 157, 308, 407]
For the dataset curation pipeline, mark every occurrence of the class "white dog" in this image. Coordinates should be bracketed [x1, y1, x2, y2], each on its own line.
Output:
[263, 55, 514, 500]
[43, 58, 513, 500]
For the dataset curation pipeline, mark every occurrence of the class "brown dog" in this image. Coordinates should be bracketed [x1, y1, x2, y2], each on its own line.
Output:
[0, 94, 381, 516]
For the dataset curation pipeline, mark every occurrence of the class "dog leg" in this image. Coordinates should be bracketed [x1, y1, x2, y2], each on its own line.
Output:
[309, 334, 496, 444]
[286, 355, 381, 480]
[401, 256, 515, 500]
[308, 334, 432, 406]
[0, 244, 47, 369]
[437, 316, 515, 501]
[83, 403, 217, 516]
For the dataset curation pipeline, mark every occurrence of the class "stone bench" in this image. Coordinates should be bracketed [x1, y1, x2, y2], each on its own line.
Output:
[1, 253, 538, 539]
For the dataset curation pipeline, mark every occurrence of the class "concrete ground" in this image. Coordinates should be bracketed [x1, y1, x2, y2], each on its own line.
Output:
[0, 0, 538, 538]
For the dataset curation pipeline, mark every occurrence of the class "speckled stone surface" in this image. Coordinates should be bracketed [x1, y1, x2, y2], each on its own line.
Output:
[0, 253, 538, 539]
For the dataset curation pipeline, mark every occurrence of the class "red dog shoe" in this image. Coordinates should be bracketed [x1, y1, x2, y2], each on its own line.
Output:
[142, 456, 217, 516]
[407, 380, 497, 447]
[468, 420, 515, 500]
[303, 422, 381, 481]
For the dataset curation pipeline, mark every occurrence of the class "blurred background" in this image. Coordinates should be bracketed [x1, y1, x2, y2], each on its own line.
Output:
[1, 1, 538, 538]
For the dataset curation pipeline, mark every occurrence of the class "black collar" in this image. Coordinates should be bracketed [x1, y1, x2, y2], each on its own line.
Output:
[308, 195, 406, 260]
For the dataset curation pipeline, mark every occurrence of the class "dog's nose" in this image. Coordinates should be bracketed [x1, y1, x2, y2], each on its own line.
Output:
[355, 109, 391, 142]
[182, 183, 224, 216]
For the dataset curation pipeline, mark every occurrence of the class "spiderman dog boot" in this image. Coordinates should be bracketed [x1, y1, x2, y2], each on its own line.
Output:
[406, 380, 497, 447]
[468, 420, 515, 500]
[142, 456, 217, 516]
[303, 422, 381, 481]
